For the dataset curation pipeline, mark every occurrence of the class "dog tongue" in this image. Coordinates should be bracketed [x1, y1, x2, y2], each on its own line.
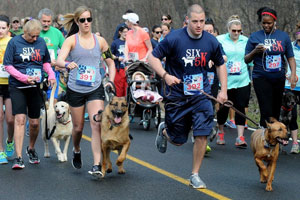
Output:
[114, 117, 122, 124]
[283, 140, 289, 145]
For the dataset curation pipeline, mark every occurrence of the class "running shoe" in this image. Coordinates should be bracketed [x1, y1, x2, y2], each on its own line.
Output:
[0, 151, 8, 164]
[290, 143, 299, 154]
[72, 150, 82, 169]
[205, 144, 211, 154]
[189, 173, 206, 189]
[235, 136, 247, 148]
[84, 113, 89, 121]
[12, 157, 25, 169]
[155, 122, 167, 153]
[216, 132, 225, 145]
[224, 120, 236, 129]
[26, 146, 40, 164]
[88, 164, 103, 178]
[5, 139, 15, 159]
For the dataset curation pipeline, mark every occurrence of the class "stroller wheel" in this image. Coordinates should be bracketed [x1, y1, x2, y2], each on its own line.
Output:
[142, 110, 151, 130]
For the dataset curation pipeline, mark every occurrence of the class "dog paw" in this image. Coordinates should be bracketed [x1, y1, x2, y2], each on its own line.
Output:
[265, 185, 273, 192]
[107, 168, 112, 173]
[118, 169, 126, 174]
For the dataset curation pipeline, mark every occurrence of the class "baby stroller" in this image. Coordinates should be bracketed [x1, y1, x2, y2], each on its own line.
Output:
[126, 61, 162, 130]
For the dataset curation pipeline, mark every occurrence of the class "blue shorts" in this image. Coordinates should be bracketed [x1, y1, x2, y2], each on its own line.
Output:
[165, 97, 214, 144]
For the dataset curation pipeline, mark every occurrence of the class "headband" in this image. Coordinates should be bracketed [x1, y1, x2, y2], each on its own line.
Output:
[261, 12, 277, 20]
[228, 19, 241, 24]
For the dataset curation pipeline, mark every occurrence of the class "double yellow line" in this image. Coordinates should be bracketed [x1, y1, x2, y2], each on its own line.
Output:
[82, 134, 231, 200]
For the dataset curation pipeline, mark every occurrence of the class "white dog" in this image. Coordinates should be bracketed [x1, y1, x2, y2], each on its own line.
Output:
[41, 82, 72, 162]
[182, 56, 194, 67]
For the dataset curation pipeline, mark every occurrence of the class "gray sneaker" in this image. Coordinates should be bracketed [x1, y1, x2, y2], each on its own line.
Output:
[155, 122, 167, 153]
[189, 174, 206, 189]
[290, 143, 299, 154]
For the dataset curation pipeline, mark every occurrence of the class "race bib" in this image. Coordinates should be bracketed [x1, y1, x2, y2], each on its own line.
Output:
[183, 73, 203, 95]
[227, 61, 241, 75]
[265, 55, 281, 72]
[48, 49, 56, 61]
[0, 64, 9, 78]
[207, 72, 214, 85]
[76, 65, 96, 86]
[129, 52, 139, 61]
[26, 68, 42, 83]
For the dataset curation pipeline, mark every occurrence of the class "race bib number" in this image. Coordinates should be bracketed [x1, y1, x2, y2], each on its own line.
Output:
[227, 61, 241, 75]
[207, 72, 214, 85]
[0, 64, 9, 78]
[76, 65, 96, 86]
[48, 49, 56, 61]
[26, 68, 42, 83]
[266, 55, 281, 72]
[129, 52, 139, 61]
[183, 74, 203, 95]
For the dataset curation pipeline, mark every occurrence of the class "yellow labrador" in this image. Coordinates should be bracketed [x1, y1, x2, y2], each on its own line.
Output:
[42, 82, 72, 162]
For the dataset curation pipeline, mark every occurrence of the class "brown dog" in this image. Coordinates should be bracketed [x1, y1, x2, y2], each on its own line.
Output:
[101, 96, 130, 177]
[251, 118, 289, 191]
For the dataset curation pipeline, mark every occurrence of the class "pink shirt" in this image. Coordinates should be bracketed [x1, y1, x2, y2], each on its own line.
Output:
[126, 27, 150, 60]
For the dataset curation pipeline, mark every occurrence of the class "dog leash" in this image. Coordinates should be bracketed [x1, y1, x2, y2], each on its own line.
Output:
[199, 88, 261, 129]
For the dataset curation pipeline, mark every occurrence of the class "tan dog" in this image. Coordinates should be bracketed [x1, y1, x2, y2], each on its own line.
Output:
[251, 118, 289, 191]
[100, 96, 130, 177]
[41, 82, 73, 162]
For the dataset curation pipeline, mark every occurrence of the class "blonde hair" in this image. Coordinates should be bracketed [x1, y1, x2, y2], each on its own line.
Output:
[62, 6, 92, 33]
[23, 19, 42, 33]
[227, 15, 241, 30]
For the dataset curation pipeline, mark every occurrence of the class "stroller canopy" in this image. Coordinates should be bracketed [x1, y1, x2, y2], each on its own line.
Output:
[126, 61, 154, 78]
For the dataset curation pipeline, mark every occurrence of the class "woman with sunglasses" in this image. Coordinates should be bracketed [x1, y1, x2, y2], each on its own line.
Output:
[123, 12, 152, 63]
[215, 15, 251, 148]
[3, 19, 55, 169]
[56, 6, 115, 177]
[245, 7, 296, 128]
[151, 25, 162, 49]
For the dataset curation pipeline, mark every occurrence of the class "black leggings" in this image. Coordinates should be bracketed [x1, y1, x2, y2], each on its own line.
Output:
[217, 84, 251, 126]
[253, 77, 285, 128]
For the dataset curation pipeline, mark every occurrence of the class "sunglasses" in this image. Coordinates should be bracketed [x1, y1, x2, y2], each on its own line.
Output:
[155, 31, 162, 34]
[161, 18, 168, 21]
[13, 20, 19, 23]
[231, 29, 242, 33]
[78, 17, 92, 23]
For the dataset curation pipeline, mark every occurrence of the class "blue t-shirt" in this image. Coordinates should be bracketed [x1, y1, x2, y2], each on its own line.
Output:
[286, 41, 300, 91]
[3, 35, 51, 87]
[111, 38, 125, 70]
[205, 43, 225, 87]
[245, 30, 294, 80]
[151, 38, 159, 50]
[152, 27, 224, 100]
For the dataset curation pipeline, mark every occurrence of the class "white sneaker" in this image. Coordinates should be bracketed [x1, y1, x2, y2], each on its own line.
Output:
[189, 174, 206, 189]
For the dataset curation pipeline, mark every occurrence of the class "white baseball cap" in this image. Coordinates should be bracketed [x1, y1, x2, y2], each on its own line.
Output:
[122, 13, 139, 24]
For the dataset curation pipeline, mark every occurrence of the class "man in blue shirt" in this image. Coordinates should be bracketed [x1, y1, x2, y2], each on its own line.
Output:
[148, 4, 227, 189]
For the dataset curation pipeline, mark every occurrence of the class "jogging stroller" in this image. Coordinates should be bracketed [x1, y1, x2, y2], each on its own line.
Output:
[126, 61, 162, 130]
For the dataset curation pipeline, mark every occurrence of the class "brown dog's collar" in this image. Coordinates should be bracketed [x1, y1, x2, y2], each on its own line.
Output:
[109, 119, 121, 130]
[262, 129, 276, 148]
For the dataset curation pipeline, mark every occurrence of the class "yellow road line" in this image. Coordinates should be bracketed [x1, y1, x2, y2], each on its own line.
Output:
[82, 134, 231, 200]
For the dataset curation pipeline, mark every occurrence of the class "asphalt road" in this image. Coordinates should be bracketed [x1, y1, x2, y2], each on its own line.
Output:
[1, 120, 300, 200]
